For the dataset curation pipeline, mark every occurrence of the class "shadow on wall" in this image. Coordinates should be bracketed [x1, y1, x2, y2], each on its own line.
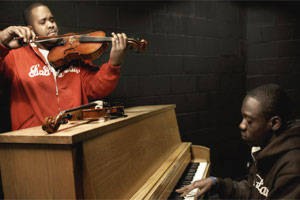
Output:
[0, 85, 11, 133]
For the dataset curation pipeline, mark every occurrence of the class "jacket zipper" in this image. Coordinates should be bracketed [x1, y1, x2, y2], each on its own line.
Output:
[53, 72, 61, 112]
[31, 45, 61, 112]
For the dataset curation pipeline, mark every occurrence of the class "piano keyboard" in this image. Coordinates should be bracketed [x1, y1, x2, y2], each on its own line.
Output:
[168, 162, 208, 200]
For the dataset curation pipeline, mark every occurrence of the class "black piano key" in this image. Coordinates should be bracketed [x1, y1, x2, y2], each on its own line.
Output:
[186, 168, 197, 173]
[186, 172, 196, 177]
[168, 162, 201, 200]
[181, 180, 192, 185]
[168, 192, 184, 200]
[189, 162, 199, 169]
[184, 175, 194, 181]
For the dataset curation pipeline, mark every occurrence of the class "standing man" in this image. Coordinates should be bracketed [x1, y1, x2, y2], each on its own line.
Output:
[176, 84, 300, 199]
[0, 3, 127, 130]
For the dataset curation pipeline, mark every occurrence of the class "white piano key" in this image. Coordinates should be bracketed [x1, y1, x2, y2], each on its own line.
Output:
[184, 162, 208, 200]
[192, 162, 207, 181]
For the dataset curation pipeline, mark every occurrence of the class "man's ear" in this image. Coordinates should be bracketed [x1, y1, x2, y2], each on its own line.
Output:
[269, 116, 282, 131]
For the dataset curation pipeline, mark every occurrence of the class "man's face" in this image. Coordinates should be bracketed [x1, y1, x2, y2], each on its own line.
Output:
[29, 5, 58, 39]
[239, 96, 272, 146]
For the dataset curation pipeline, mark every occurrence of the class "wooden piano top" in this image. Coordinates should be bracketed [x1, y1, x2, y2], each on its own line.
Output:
[0, 104, 176, 145]
[0, 104, 210, 199]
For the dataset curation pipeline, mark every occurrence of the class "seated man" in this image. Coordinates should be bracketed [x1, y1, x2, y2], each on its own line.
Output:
[176, 84, 300, 199]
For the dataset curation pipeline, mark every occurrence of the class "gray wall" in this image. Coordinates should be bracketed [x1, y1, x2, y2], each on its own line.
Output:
[246, 2, 300, 114]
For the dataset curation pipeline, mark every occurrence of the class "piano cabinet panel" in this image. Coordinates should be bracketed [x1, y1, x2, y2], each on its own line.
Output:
[191, 145, 210, 163]
[82, 108, 183, 199]
[0, 143, 80, 199]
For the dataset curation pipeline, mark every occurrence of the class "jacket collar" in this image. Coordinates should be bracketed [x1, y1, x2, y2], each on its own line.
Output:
[30, 43, 48, 64]
[254, 121, 300, 161]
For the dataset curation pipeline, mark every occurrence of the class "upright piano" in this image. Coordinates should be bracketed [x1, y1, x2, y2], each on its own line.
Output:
[0, 105, 210, 199]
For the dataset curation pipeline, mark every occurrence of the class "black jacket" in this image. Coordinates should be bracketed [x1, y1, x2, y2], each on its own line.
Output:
[217, 122, 300, 199]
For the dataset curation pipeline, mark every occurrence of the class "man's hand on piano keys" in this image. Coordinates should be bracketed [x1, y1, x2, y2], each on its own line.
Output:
[175, 177, 217, 199]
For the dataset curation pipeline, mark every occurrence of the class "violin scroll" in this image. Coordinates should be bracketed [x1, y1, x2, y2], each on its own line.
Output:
[42, 111, 71, 133]
[127, 38, 148, 53]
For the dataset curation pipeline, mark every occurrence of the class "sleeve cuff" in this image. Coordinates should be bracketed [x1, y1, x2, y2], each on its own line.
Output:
[209, 176, 218, 185]
[108, 60, 121, 68]
[0, 43, 10, 57]
[107, 61, 121, 72]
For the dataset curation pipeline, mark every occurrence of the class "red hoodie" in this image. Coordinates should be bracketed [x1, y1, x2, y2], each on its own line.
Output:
[0, 44, 120, 130]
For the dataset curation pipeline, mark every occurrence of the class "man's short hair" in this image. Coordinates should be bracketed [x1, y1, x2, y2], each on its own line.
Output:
[23, 2, 48, 25]
[246, 84, 293, 123]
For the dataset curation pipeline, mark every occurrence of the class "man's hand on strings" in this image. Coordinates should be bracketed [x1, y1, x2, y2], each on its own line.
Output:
[109, 32, 127, 66]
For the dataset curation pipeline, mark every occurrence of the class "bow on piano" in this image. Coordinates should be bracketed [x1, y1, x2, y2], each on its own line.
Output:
[0, 104, 210, 199]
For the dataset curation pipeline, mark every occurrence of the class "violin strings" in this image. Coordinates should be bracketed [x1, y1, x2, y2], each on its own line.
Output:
[31, 35, 72, 43]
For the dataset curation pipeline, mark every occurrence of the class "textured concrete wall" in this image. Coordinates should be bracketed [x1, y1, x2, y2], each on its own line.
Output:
[245, 2, 300, 119]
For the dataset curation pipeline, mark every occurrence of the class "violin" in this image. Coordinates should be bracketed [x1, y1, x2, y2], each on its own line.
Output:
[42, 100, 126, 133]
[32, 31, 148, 68]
